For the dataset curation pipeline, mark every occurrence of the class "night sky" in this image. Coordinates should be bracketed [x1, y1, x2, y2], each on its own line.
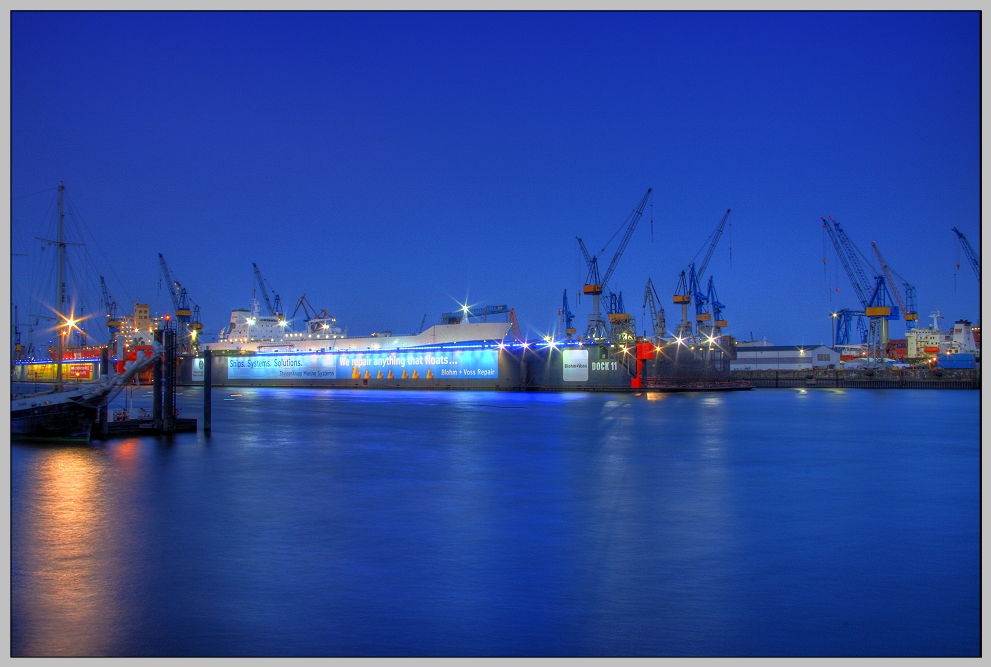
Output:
[9, 11, 981, 349]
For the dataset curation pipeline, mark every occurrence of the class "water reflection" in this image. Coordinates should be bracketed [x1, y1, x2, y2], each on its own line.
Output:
[14, 448, 123, 656]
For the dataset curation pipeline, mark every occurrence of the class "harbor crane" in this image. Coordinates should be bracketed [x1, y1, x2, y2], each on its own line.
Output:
[252, 262, 284, 319]
[871, 242, 918, 331]
[951, 227, 980, 282]
[577, 187, 651, 341]
[641, 278, 666, 343]
[833, 309, 869, 346]
[560, 289, 576, 340]
[291, 294, 341, 336]
[158, 253, 199, 355]
[705, 276, 727, 339]
[99, 275, 123, 357]
[821, 217, 897, 364]
[673, 209, 731, 343]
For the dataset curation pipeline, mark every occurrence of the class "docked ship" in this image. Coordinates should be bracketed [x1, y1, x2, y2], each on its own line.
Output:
[11, 182, 161, 440]
[185, 298, 734, 392]
[12, 344, 159, 441]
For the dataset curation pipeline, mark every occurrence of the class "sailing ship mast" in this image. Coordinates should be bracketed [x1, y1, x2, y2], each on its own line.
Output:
[56, 181, 65, 390]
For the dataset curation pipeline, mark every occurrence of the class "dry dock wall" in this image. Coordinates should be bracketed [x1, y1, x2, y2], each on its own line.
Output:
[732, 368, 980, 389]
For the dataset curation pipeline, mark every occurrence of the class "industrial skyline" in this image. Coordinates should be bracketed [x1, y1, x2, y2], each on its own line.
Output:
[10, 11, 981, 349]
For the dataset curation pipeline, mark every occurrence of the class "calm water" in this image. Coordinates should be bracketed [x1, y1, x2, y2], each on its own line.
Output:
[10, 387, 980, 657]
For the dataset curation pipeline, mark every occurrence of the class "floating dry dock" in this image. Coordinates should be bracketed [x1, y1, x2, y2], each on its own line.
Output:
[183, 323, 743, 392]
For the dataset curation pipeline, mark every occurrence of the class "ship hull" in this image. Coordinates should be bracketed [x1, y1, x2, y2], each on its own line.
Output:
[11, 401, 98, 441]
[180, 341, 730, 392]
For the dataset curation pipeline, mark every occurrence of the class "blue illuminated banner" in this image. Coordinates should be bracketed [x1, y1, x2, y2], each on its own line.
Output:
[336, 349, 498, 379]
[227, 348, 498, 381]
[228, 354, 338, 380]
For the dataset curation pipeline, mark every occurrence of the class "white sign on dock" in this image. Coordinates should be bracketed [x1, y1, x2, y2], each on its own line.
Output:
[562, 349, 589, 381]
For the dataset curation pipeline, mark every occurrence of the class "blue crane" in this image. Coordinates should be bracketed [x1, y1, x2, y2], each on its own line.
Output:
[822, 217, 897, 363]
[561, 289, 576, 340]
[952, 227, 980, 282]
[252, 262, 284, 318]
[158, 253, 199, 354]
[871, 242, 918, 331]
[673, 209, 731, 342]
[833, 309, 869, 346]
[705, 276, 727, 339]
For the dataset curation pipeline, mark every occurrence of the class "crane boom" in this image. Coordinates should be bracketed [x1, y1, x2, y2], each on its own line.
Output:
[828, 217, 875, 306]
[561, 289, 575, 339]
[952, 227, 980, 281]
[871, 243, 906, 313]
[822, 218, 871, 308]
[871, 241, 918, 329]
[158, 253, 181, 312]
[252, 263, 276, 316]
[642, 278, 665, 340]
[600, 188, 652, 288]
[99, 275, 121, 324]
[576, 237, 601, 290]
[695, 208, 731, 284]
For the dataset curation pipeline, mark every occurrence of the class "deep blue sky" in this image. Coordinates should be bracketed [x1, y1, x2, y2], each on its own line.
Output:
[10, 11, 981, 347]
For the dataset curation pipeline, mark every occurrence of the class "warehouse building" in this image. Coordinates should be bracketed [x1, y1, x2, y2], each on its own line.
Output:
[730, 345, 840, 371]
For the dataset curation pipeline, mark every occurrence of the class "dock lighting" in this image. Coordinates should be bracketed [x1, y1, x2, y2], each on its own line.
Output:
[675, 336, 684, 346]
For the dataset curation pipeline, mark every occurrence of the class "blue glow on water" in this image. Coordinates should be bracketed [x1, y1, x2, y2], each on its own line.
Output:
[10, 388, 980, 657]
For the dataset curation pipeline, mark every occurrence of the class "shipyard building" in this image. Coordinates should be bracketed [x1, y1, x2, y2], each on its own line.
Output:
[730, 344, 840, 371]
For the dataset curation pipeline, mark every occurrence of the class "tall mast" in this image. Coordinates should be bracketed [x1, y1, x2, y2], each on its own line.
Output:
[56, 181, 65, 389]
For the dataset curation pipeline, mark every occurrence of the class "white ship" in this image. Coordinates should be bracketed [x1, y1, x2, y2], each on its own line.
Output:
[206, 299, 512, 355]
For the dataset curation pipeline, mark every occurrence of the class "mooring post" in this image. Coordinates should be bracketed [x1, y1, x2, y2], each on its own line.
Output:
[203, 349, 212, 435]
[153, 329, 163, 429]
[163, 329, 175, 434]
[98, 347, 110, 439]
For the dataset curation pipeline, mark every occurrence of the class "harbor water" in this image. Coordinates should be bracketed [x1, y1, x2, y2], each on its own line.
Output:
[10, 387, 980, 656]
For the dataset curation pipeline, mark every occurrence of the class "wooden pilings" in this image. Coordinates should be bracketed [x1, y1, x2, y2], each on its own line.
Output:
[203, 349, 212, 435]
[163, 329, 175, 434]
[153, 329, 163, 429]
